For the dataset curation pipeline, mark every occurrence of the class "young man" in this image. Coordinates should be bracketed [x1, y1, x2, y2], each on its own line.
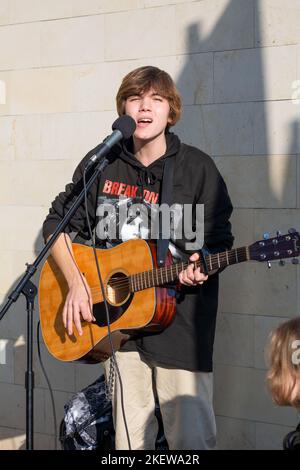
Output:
[42, 66, 234, 450]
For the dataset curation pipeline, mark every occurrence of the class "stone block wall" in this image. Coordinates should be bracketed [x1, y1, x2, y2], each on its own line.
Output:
[0, 0, 299, 450]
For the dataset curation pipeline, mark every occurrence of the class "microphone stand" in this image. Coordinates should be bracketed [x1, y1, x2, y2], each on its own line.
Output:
[0, 156, 110, 450]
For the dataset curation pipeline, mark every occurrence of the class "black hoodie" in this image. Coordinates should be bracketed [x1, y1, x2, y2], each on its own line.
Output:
[42, 132, 234, 372]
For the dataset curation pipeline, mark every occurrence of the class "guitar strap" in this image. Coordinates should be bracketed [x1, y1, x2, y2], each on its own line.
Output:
[157, 156, 174, 267]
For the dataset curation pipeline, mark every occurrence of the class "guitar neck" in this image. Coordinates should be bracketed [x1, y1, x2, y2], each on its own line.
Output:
[130, 246, 250, 292]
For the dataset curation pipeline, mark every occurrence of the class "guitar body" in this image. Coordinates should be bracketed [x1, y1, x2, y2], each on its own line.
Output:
[39, 239, 176, 364]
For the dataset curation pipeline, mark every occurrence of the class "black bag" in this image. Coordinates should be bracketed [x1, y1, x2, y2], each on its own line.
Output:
[283, 423, 300, 450]
[59, 374, 168, 450]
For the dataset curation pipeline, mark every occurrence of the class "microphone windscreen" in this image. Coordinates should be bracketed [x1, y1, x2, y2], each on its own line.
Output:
[112, 115, 136, 139]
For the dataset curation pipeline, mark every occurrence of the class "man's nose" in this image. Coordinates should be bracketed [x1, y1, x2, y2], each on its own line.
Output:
[139, 98, 151, 111]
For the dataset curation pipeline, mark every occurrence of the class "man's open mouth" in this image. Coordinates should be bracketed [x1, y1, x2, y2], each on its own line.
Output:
[137, 118, 153, 127]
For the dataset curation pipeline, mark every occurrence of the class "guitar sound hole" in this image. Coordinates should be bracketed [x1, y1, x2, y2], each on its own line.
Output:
[106, 272, 130, 306]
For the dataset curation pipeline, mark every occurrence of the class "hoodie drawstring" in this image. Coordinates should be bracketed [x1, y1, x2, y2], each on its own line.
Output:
[136, 168, 158, 200]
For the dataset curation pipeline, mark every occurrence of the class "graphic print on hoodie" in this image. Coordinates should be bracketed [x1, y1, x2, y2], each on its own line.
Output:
[95, 195, 158, 247]
[94, 133, 187, 260]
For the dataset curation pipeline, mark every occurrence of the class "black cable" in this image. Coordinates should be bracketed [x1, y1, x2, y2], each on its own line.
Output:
[82, 165, 132, 451]
[36, 320, 58, 450]
[54, 159, 131, 449]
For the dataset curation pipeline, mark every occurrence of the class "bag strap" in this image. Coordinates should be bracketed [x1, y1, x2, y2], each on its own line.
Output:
[157, 156, 174, 267]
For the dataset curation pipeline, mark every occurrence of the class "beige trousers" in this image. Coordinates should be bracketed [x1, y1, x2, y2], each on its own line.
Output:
[103, 350, 216, 450]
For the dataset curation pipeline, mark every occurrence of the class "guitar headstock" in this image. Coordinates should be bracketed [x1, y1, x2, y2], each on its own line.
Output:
[249, 228, 300, 265]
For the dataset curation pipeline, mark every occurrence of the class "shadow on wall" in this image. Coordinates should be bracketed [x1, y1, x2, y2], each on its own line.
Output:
[173, 0, 299, 450]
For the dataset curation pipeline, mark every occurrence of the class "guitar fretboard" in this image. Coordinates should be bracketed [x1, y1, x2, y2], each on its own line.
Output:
[129, 246, 249, 292]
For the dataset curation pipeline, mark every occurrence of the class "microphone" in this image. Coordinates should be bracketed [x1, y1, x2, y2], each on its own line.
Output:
[85, 115, 136, 170]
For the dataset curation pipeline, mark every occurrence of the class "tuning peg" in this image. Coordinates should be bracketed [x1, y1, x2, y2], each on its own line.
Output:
[292, 258, 299, 265]
[263, 232, 270, 240]
[279, 260, 285, 266]
[267, 261, 272, 268]
[288, 228, 297, 234]
[276, 230, 282, 237]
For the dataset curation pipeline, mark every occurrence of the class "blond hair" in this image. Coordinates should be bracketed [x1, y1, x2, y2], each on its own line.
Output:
[266, 317, 300, 409]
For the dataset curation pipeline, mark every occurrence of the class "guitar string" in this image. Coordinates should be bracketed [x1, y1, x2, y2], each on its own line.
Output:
[88, 248, 248, 294]
[95, 247, 248, 286]
[88, 248, 248, 291]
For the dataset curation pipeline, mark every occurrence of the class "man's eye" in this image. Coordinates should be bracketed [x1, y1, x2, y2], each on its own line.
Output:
[154, 97, 163, 101]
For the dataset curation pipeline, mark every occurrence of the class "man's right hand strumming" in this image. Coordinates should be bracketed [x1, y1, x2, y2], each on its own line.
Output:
[63, 275, 95, 336]
[47, 233, 95, 336]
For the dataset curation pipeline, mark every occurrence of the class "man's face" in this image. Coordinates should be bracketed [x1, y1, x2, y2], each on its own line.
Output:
[124, 88, 172, 143]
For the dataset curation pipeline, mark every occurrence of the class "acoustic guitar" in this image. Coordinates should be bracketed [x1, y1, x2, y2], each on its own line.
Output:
[38, 230, 300, 364]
